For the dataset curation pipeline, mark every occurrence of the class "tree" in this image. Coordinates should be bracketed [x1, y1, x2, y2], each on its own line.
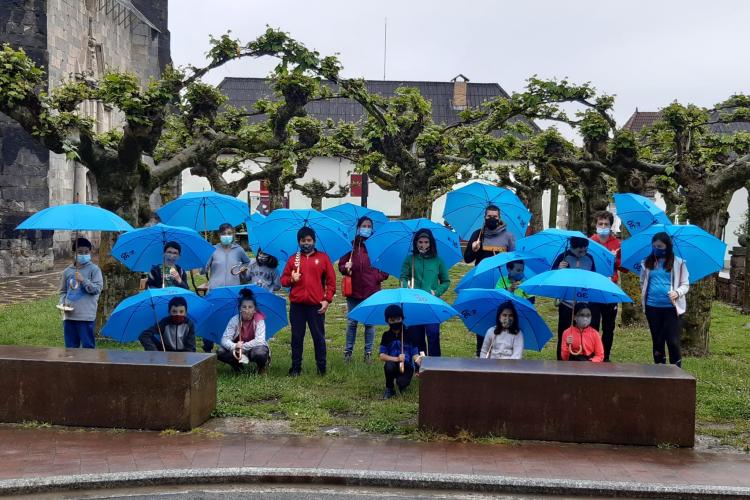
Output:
[291, 179, 348, 211]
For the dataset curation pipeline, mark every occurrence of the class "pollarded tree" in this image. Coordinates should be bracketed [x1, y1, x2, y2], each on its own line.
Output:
[291, 179, 349, 211]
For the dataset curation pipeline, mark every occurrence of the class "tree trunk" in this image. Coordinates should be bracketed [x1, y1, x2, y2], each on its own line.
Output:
[310, 196, 323, 211]
[548, 184, 559, 229]
[400, 181, 433, 219]
[95, 231, 141, 336]
[267, 176, 286, 211]
[566, 196, 585, 232]
[526, 190, 544, 234]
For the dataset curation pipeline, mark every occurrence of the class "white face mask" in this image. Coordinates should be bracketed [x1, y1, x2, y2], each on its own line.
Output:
[575, 316, 591, 329]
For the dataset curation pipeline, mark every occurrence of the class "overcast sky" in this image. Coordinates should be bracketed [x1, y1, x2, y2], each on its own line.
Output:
[169, 0, 750, 129]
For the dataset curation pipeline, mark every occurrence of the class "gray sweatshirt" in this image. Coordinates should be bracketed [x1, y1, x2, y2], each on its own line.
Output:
[244, 259, 281, 291]
[206, 244, 251, 290]
[58, 261, 104, 322]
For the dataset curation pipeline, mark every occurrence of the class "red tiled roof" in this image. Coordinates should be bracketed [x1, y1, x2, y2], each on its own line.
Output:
[622, 110, 662, 132]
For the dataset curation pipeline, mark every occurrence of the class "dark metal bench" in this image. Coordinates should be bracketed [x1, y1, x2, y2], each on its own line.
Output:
[418, 357, 696, 447]
[0, 345, 216, 431]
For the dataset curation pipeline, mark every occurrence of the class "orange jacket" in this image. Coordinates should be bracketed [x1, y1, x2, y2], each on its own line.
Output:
[560, 325, 604, 362]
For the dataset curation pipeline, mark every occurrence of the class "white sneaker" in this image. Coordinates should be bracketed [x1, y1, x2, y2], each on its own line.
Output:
[239, 354, 249, 365]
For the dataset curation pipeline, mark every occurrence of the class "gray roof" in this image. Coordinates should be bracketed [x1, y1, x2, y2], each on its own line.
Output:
[623, 109, 750, 134]
[218, 77, 540, 130]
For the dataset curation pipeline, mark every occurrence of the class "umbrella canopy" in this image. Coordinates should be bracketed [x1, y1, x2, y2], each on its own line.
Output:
[15, 203, 133, 232]
[101, 288, 213, 343]
[112, 224, 215, 272]
[516, 228, 615, 277]
[620, 224, 725, 283]
[364, 218, 463, 277]
[520, 269, 632, 304]
[253, 209, 351, 263]
[246, 212, 267, 255]
[196, 285, 289, 343]
[443, 182, 531, 241]
[322, 203, 389, 239]
[156, 191, 249, 232]
[454, 288, 552, 351]
[455, 251, 549, 292]
[348, 288, 458, 327]
[613, 193, 672, 235]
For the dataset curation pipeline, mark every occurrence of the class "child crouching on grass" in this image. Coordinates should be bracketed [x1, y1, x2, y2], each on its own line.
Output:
[378, 305, 424, 400]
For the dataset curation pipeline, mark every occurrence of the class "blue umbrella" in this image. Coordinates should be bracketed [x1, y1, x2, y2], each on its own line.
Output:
[101, 288, 213, 343]
[246, 212, 267, 254]
[253, 209, 351, 263]
[516, 228, 615, 277]
[364, 219, 463, 277]
[15, 203, 133, 232]
[111, 224, 215, 272]
[443, 182, 531, 241]
[520, 269, 632, 304]
[613, 193, 672, 235]
[196, 285, 288, 343]
[156, 191, 249, 232]
[348, 288, 458, 327]
[620, 224, 725, 283]
[322, 203, 389, 239]
[454, 288, 552, 351]
[455, 251, 549, 292]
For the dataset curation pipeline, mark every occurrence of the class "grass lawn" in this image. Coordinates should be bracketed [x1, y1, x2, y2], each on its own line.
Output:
[1, 263, 749, 448]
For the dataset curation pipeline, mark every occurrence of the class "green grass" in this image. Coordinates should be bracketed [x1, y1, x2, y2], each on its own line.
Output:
[2, 264, 750, 448]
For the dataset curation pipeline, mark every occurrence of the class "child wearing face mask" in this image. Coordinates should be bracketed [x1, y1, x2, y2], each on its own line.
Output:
[379, 305, 423, 399]
[560, 303, 604, 362]
[480, 302, 524, 360]
[205, 222, 251, 291]
[146, 241, 189, 290]
[217, 288, 270, 374]
[639, 232, 689, 368]
[245, 248, 281, 292]
[552, 237, 597, 360]
[400, 229, 451, 356]
[138, 296, 196, 352]
[58, 237, 103, 349]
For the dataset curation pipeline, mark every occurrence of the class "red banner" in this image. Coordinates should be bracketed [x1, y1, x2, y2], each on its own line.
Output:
[350, 174, 363, 197]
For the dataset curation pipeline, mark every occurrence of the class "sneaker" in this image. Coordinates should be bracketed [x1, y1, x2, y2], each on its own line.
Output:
[288, 368, 301, 377]
[317, 366, 327, 376]
[344, 352, 352, 363]
[364, 352, 373, 365]
[382, 388, 396, 400]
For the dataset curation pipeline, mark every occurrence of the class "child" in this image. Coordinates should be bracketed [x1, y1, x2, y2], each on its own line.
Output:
[378, 305, 423, 400]
[560, 303, 604, 362]
[146, 241, 189, 289]
[495, 261, 534, 302]
[400, 229, 450, 356]
[58, 237, 103, 349]
[245, 248, 282, 292]
[281, 227, 336, 376]
[463, 204, 516, 265]
[217, 288, 270, 373]
[138, 296, 196, 352]
[480, 301, 524, 360]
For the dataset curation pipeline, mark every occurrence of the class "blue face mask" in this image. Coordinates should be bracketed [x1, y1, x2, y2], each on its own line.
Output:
[653, 247, 667, 258]
[220, 235, 233, 246]
[76, 254, 91, 265]
[596, 227, 611, 237]
[358, 227, 372, 238]
[508, 271, 524, 282]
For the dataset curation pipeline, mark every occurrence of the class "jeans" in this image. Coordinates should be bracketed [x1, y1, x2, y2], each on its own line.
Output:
[290, 303, 327, 372]
[384, 361, 414, 391]
[591, 303, 618, 361]
[407, 324, 441, 357]
[645, 305, 682, 367]
[63, 320, 95, 349]
[217, 345, 270, 371]
[345, 297, 375, 355]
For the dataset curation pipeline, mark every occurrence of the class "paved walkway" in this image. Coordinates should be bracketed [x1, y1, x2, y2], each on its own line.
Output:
[0, 262, 68, 306]
[1, 426, 749, 489]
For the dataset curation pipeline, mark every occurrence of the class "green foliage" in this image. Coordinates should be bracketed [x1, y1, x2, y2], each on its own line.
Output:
[0, 43, 44, 107]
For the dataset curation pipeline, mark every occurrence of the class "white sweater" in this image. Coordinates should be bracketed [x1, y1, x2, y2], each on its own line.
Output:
[480, 327, 524, 360]
[220, 314, 267, 352]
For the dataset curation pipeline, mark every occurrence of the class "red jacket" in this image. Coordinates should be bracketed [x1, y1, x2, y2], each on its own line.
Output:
[338, 237, 389, 300]
[590, 233, 622, 283]
[281, 250, 336, 305]
[561, 325, 604, 362]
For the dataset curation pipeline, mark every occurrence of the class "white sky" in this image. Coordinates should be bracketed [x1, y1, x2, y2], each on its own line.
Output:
[169, 0, 750, 128]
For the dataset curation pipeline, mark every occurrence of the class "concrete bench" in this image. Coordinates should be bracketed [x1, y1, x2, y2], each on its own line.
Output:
[0, 345, 216, 431]
[418, 357, 696, 447]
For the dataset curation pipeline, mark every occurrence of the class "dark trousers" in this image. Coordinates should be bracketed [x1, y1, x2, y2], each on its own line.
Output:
[591, 303, 618, 362]
[63, 320, 95, 349]
[217, 345, 270, 371]
[202, 339, 215, 353]
[384, 361, 414, 391]
[645, 305, 682, 367]
[290, 303, 327, 372]
[407, 324, 441, 357]
[556, 303, 574, 360]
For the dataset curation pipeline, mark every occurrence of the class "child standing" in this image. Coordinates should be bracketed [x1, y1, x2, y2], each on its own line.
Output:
[58, 237, 103, 349]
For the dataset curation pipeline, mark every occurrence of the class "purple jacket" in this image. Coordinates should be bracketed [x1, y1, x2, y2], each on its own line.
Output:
[338, 237, 389, 300]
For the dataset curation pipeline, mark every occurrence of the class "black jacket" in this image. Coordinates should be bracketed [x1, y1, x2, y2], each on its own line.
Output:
[139, 317, 196, 352]
[146, 264, 190, 290]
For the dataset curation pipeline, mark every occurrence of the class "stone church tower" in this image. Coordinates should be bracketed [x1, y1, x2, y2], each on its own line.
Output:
[0, 0, 171, 277]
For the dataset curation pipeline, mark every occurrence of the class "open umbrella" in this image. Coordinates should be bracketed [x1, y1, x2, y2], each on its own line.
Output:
[101, 287, 213, 344]
[516, 228, 615, 277]
[112, 224, 214, 272]
[443, 182, 531, 241]
[348, 288, 458, 327]
[620, 224, 725, 282]
[613, 193, 672, 235]
[520, 269, 632, 305]
[455, 251, 549, 292]
[246, 212, 267, 254]
[454, 288, 552, 351]
[156, 191, 249, 233]
[16, 203, 133, 232]
[196, 285, 288, 344]
[322, 203, 389, 239]
[364, 219, 463, 277]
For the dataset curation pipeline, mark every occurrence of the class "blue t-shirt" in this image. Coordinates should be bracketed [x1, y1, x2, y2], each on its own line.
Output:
[646, 263, 672, 307]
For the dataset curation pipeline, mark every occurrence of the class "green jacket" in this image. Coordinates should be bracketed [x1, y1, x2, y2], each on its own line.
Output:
[400, 254, 450, 297]
[495, 276, 533, 300]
